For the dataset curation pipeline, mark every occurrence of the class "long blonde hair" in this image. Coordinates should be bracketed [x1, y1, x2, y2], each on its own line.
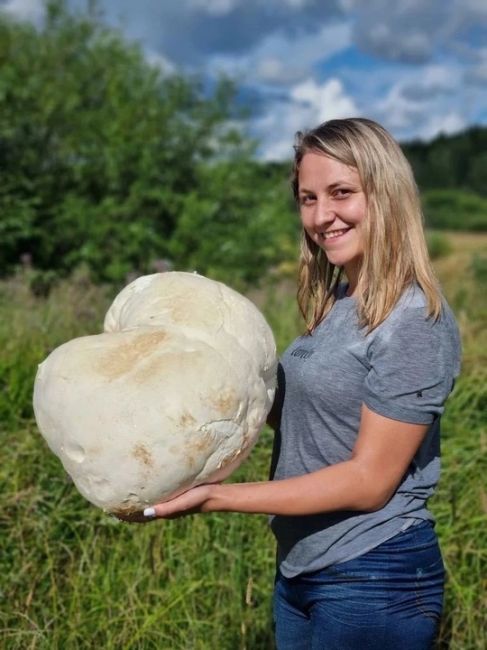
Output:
[293, 117, 442, 333]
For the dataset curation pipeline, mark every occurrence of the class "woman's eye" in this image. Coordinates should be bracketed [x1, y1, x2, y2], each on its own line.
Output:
[334, 188, 351, 199]
[300, 195, 315, 205]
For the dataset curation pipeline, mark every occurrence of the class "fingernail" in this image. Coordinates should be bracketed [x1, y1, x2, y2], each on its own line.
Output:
[144, 507, 156, 518]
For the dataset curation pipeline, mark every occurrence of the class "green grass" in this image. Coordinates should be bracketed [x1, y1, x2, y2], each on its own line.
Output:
[1, 235, 486, 649]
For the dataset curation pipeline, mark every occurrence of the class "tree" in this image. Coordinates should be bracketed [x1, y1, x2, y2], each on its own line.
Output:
[169, 159, 298, 286]
[0, 1, 263, 283]
[403, 127, 487, 195]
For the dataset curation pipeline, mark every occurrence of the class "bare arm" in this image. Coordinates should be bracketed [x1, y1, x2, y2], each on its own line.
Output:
[144, 404, 428, 519]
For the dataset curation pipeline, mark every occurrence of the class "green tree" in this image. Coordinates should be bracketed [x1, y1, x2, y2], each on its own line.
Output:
[0, 0, 260, 283]
[467, 152, 487, 197]
[403, 126, 487, 195]
[169, 160, 298, 286]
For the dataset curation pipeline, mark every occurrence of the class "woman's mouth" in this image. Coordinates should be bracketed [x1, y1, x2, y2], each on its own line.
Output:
[320, 227, 352, 241]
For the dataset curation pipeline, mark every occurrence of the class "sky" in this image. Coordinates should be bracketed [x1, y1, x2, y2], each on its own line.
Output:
[2, 0, 487, 160]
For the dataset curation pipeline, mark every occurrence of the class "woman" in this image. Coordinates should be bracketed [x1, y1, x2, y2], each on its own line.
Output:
[142, 118, 461, 649]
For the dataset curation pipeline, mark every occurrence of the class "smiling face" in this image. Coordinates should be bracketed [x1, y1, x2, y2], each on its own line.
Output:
[298, 151, 367, 290]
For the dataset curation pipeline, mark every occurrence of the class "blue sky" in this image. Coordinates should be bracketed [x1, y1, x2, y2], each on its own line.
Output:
[2, 0, 486, 160]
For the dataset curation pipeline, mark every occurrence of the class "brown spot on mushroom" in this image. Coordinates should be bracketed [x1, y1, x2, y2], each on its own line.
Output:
[133, 443, 154, 468]
[183, 429, 216, 468]
[178, 411, 197, 429]
[96, 330, 168, 379]
[190, 431, 215, 454]
[132, 350, 203, 385]
[210, 390, 238, 417]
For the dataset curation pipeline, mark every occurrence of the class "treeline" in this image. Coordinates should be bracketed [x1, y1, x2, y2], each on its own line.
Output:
[0, 1, 485, 288]
[404, 128, 487, 195]
[404, 131, 487, 232]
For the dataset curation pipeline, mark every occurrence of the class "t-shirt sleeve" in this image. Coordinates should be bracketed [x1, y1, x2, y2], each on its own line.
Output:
[363, 307, 460, 425]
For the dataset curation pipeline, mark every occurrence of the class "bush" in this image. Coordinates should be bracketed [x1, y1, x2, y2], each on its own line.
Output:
[422, 190, 487, 231]
[426, 232, 453, 260]
[470, 253, 487, 285]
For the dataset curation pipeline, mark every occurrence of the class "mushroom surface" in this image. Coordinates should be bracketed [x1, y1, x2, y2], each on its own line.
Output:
[33, 272, 277, 517]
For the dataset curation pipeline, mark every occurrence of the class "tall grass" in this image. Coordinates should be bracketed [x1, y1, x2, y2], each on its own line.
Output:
[1, 234, 486, 649]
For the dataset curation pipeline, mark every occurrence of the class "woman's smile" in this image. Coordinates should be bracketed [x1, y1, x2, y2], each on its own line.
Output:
[319, 226, 353, 242]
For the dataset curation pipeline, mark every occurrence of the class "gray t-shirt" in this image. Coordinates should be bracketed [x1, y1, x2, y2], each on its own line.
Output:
[270, 284, 461, 578]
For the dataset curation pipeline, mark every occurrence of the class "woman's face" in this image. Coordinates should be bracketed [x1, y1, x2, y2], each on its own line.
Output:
[298, 152, 367, 281]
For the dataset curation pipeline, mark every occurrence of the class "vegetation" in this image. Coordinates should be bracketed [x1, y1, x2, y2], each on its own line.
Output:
[426, 231, 453, 260]
[1, 233, 486, 649]
[0, 1, 297, 287]
[422, 190, 487, 232]
[403, 128, 487, 196]
[0, 2, 486, 648]
[1, 2, 485, 292]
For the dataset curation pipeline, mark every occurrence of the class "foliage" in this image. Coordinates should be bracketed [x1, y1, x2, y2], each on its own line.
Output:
[169, 161, 298, 287]
[1, 1, 486, 287]
[0, 1, 299, 286]
[426, 231, 453, 260]
[422, 189, 487, 232]
[403, 126, 487, 196]
[470, 253, 487, 285]
[0, 267, 110, 429]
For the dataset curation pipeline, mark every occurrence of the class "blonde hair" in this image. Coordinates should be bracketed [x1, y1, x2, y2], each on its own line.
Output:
[293, 117, 442, 333]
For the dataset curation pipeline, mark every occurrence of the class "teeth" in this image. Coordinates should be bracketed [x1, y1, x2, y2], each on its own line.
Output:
[321, 228, 350, 240]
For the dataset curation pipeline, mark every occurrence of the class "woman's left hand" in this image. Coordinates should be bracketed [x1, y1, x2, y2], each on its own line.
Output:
[115, 484, 216, 523]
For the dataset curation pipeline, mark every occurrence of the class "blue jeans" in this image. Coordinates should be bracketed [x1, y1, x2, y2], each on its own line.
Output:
[273, 521, 444, 650]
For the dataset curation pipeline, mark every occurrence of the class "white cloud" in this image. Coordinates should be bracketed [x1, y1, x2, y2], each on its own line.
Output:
[364, 22, 433, 62]
[0, 0, 44, 22]
[188, 0, 240, 16]
[467, 61, 487, 84]
[465, 47, 487, 85]
[372, 82, 426, 131]
[401, 63, 459, 100]
[291, 78, 358, 123]
[459, 0, 487, 18]
[418, 111, 467, 140]
[204, 21, 351, 85]
[345, 0, 487, 64]
[188, 0, 315, 12]
[256, 77, 359, 160]
[145, 50, 177, 76]
[283, 0, 313, 8]
[361, 62, 472, 144]
[254, 22, 351, 84]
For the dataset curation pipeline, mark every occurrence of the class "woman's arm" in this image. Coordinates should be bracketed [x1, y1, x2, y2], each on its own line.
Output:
[143, 404, 428, 519]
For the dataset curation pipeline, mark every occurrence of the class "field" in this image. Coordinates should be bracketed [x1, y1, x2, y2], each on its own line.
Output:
[1, 232, 486, 649]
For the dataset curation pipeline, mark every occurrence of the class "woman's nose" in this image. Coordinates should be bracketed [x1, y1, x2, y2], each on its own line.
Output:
[314, 199, 335, 226]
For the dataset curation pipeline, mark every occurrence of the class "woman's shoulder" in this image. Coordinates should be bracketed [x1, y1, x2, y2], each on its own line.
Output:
[385, 284, 456, 328]
[364, 285, 461, 423]
[396, 283, 428, 308]
[376, 284, 461, 369]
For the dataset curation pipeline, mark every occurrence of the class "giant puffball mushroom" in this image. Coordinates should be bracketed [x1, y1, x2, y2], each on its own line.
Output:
[33, 272, 277, 519]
